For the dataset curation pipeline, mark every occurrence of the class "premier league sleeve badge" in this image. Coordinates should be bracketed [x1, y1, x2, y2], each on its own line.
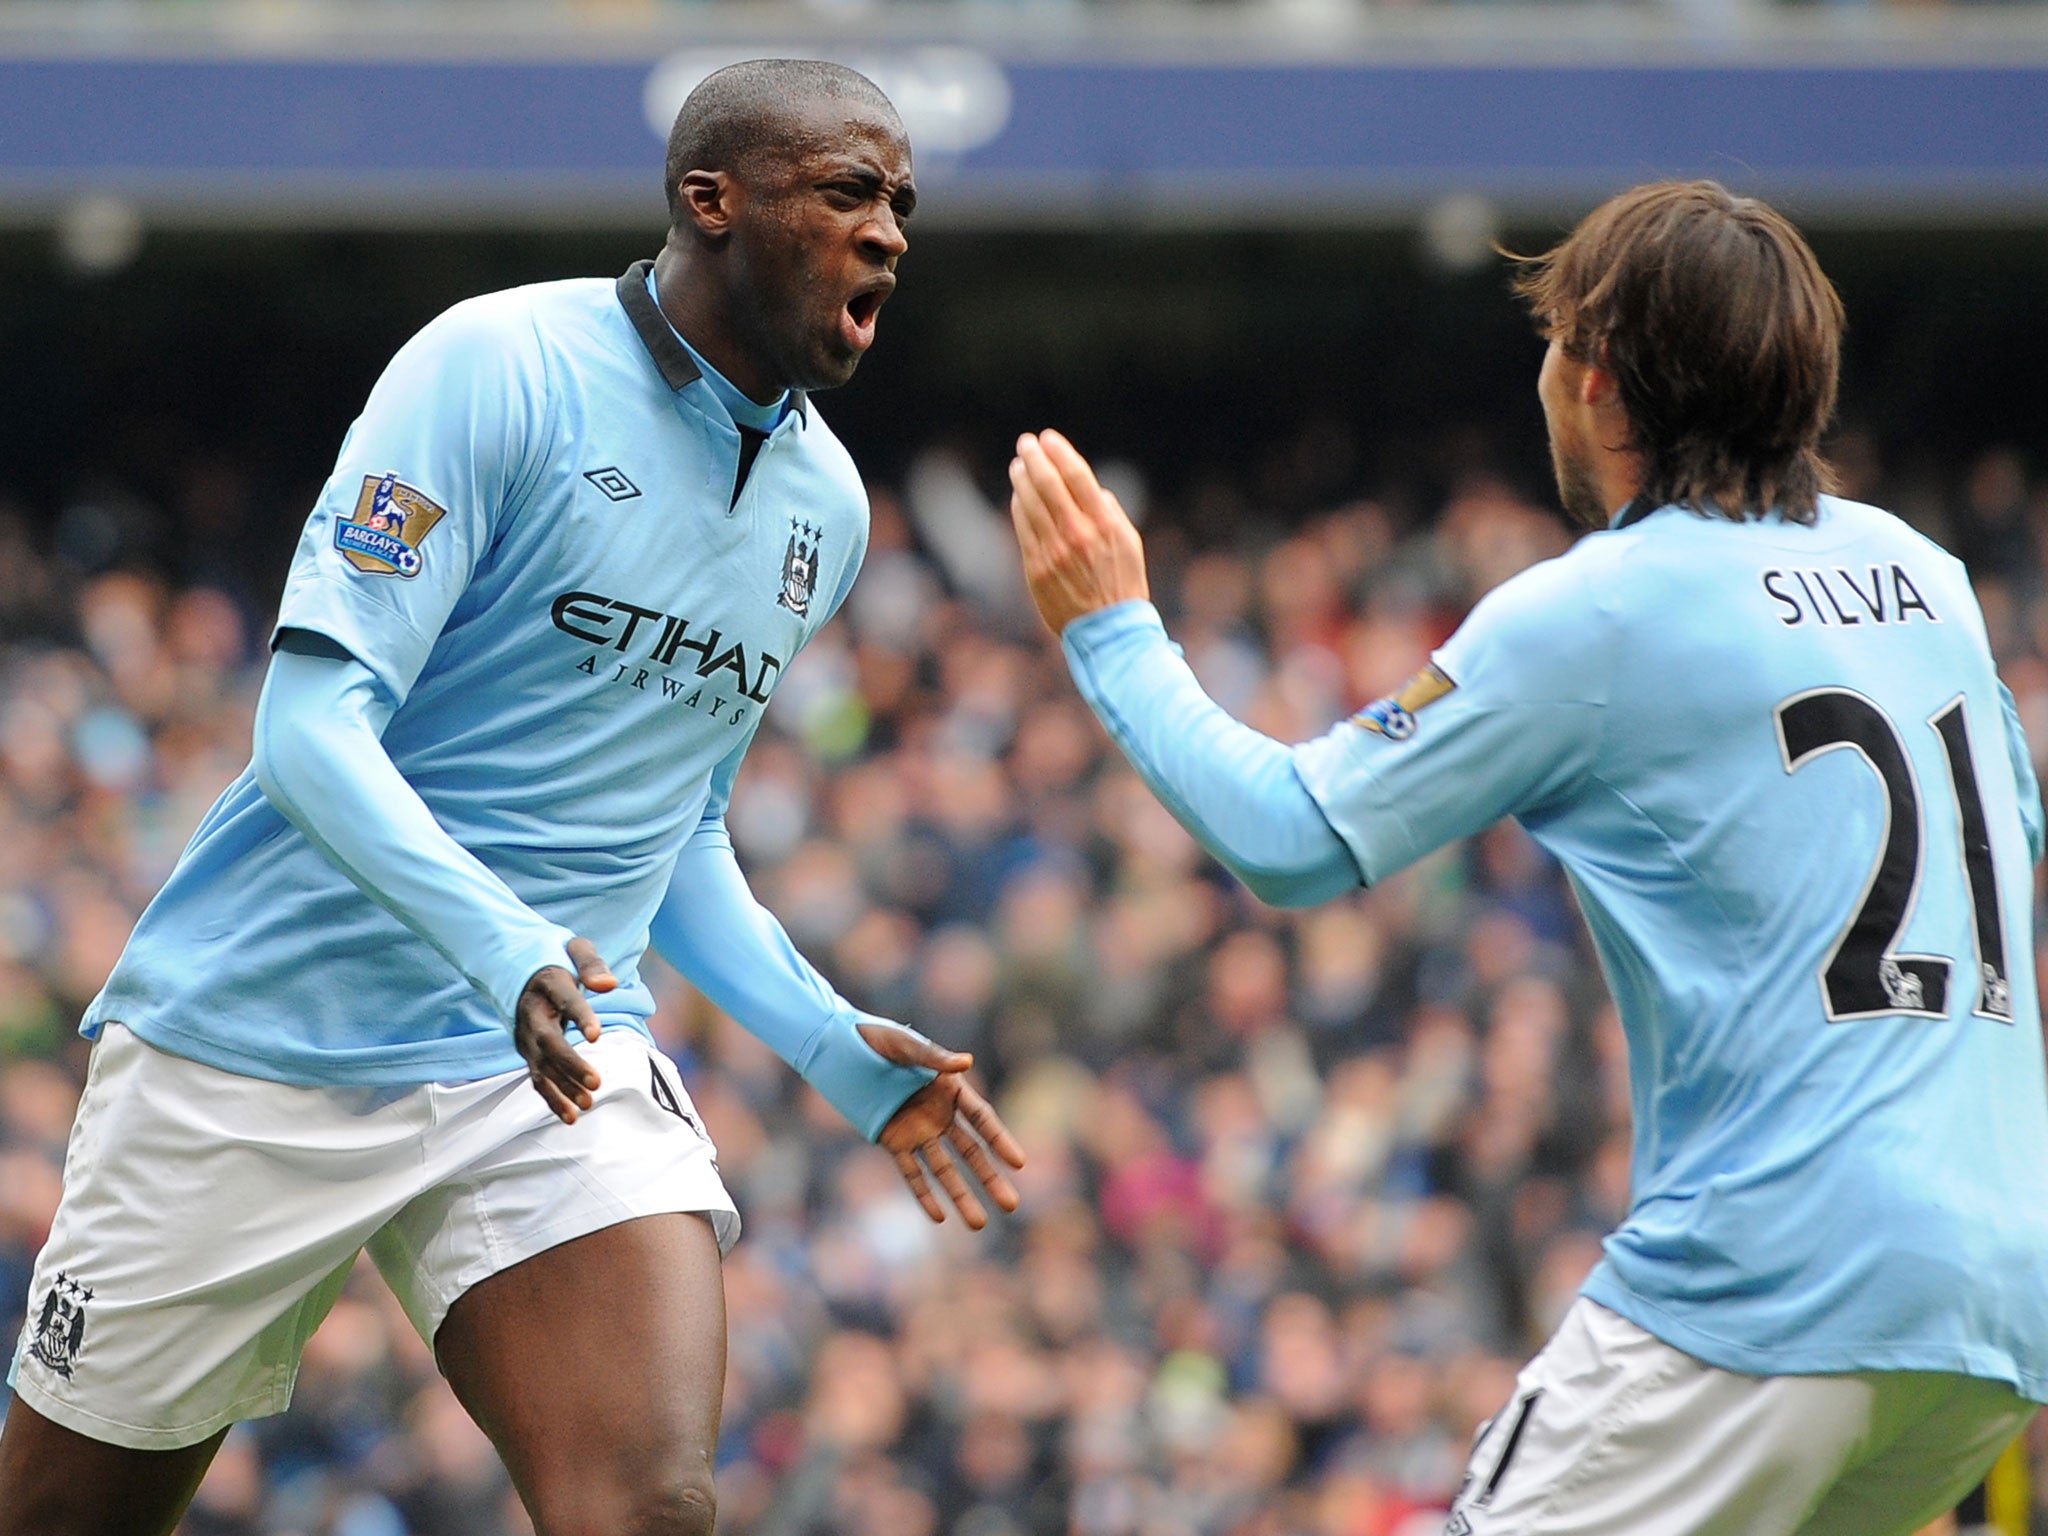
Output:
[1354, 662, 1458, 741]
[334, 472, 448, 578]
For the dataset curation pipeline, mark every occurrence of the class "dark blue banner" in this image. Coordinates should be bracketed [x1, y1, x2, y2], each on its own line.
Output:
[4, 49, 2044, 215]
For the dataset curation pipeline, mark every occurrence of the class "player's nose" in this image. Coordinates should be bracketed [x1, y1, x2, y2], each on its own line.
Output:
[862, 206, 908, 262]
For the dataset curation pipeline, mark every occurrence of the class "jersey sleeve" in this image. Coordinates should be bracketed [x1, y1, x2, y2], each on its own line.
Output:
[1292, 550, 1618, 884]
[252, 647, 576, 1025]
[1997, 677, 2045, 866]
[1061, 601, 1364, 907]
[272, 296, 552, 705]
[649, 724, 935, 1141]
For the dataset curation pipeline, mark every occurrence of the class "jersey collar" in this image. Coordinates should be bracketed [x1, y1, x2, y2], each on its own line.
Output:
[1611, 495, 1660, 529]
[615, 260, 808, 420]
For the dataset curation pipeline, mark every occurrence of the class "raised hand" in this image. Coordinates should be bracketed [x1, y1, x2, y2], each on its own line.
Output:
[514, 936, 618, 1124]
[1007, 429, 1151, 635]
[859, 1022, 1025, 1230]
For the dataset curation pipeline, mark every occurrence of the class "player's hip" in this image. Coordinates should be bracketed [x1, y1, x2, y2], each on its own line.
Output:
[88, 969, 661, 1087]
[1592, 1196, 2048, 1401]
[1448, 1297, 2035, 1536]
[10, 1022, 736, 1449]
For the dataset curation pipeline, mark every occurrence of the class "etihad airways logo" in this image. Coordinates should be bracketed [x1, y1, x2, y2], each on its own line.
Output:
[552, 590, 784, 718]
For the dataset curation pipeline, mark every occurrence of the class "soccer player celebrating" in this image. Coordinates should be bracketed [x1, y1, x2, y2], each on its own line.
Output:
[0, 59, 1021, 1536]
[1007, 182, 2048, 1533]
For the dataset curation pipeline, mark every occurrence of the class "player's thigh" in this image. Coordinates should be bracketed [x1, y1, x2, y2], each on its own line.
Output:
[432, 1212, 728, 1536]
[0, 1399, 226, 1536]
[363, 1027, 737, 1350]
[1793, 1376, 2038, 1536]
[366, 1030, 736, 1532]
[7, 1024, 419, 1457]
[1448, 1299, 1873, 1536]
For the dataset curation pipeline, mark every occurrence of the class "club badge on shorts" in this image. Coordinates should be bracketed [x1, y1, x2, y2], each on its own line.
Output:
[335, 473, 448, 578]
[28, 1271, 92, 1378]
[1355, 662, 1457, 741]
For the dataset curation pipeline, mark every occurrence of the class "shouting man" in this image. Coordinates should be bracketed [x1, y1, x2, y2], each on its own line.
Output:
[2, 59, 1021, 1536]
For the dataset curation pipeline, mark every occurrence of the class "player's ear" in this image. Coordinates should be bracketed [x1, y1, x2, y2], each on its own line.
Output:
[1582, 343, 1621, 409]
[677, 169, 741, 241]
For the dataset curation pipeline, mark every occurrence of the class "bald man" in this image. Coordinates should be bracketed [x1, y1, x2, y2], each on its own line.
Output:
[0, 60, 1020, 1536]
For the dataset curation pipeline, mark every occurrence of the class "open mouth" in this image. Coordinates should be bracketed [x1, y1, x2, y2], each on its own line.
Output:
[847, 288, 887, 327]
[840, 278, 894, 351]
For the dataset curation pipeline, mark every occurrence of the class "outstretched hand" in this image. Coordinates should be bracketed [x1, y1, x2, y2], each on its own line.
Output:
[861, 1022, 1025, 1230]
[515, 936, 618, 1125]
[1007, 429, 1150, 635]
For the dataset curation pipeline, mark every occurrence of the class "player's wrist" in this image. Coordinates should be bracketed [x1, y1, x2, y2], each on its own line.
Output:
[1059, 597, 1163, 646]
[488, 928, 582, 1026]
[801, 1011, 939, 1141]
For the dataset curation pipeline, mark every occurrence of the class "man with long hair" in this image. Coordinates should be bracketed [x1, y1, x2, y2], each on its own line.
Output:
[1007, 181, 2047, 1532]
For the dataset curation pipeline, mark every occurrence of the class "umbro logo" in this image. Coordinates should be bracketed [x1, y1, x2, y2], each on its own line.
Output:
[583, 467, 642, 502]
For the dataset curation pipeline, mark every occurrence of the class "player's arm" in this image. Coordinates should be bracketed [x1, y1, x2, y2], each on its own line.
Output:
[649, 756, 1022, 1228]
[1996, 678, 2045, 865]
[256, 297, 613, 1122]
[254, 639, 610, 1124]
[1011, 430, 1608, 889]
[1009, 430, 1363, 902]
[1061, 602, 1362, 905]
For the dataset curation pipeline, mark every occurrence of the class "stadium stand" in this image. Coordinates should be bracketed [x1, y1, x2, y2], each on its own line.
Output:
[1, 424, 2042, 1535]
[2, 4, 2044, 1530]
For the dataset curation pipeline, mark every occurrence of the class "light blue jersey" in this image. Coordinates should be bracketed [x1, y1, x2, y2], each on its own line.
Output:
[1293, 496, 2048, 1399]
[86, 265, 872, 1088]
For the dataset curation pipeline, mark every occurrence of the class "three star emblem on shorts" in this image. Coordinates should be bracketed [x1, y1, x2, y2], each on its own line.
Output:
[29, 1271, 92, 1379]
[582, 467, 642, 502]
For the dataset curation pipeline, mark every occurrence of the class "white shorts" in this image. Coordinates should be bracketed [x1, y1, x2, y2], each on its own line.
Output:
[9, 1023, 737, 1451]
[1447, 1299, 2037, 1536]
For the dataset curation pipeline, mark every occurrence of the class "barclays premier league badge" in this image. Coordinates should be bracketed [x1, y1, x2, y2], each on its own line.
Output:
[1354, 662, 1457, 741]
[335, 473, 447, 578]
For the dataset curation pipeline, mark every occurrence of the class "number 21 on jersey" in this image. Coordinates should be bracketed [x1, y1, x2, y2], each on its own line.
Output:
[1776, 688, 2012, 1025]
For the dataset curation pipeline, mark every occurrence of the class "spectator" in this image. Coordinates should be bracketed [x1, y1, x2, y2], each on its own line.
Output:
[1, 439, 2042, 1533]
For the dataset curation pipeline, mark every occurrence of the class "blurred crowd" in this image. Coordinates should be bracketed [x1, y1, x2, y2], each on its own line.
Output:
[19, 0, 2044, 16]
[1, 435, 2046, 1536]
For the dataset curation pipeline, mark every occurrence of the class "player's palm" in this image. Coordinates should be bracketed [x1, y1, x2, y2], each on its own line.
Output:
[859, 1022, 1025, 1230]
[1007, 428, 1150, 635]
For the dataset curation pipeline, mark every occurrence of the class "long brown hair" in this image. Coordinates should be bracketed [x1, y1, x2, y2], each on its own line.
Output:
[1512, 181, 1844, 525]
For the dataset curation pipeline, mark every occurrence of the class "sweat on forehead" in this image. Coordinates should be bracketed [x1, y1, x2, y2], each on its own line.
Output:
[664, 60, 902, 211]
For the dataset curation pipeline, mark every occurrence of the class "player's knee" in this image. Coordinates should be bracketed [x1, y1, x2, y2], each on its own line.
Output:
[530, 1465, 716, 1536]
[641, 1473, 717, 1536]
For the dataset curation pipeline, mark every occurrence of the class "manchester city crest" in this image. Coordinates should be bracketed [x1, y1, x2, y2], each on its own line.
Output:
[335, 472, 448, 578]
[28, 1271, 91, 1379]
[777, 518, 821, 618]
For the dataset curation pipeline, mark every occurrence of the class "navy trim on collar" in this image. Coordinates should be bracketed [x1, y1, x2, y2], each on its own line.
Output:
[615, 258, 807, 420]
[1612, 495, 1660, 530]
[617, 260, 699, 392]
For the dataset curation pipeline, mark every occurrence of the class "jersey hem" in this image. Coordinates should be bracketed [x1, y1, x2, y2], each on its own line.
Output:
[92, 1008, 654, 1089]
[1581, 1273, 2048, 1405]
